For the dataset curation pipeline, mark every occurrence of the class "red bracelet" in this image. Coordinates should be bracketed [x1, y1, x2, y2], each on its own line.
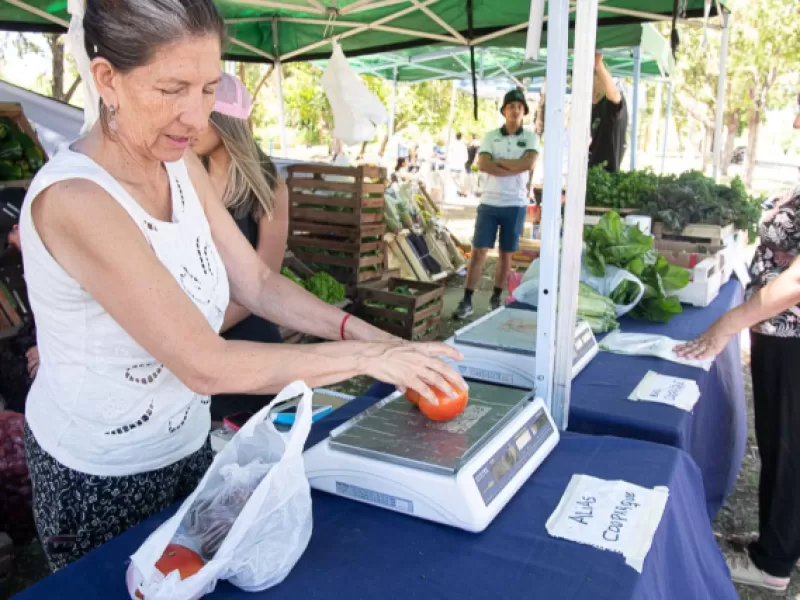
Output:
[340, 314, 352, 340]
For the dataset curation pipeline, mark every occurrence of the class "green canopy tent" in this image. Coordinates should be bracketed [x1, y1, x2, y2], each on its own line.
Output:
[332, 23, 674, 170]
[0, 0, 723, 159]
[0, 0, 723, 65]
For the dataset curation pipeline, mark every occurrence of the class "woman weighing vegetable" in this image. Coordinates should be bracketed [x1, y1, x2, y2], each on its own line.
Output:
[191, 74, 288, 421]
[676, 188, 800, 593]
[22, 0, 465, 571]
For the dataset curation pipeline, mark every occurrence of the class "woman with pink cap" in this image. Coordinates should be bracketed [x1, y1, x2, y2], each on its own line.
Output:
[192, 74, 289, 421]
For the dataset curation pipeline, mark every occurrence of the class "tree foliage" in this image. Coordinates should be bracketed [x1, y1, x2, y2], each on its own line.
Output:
[666, 0, 800, 185]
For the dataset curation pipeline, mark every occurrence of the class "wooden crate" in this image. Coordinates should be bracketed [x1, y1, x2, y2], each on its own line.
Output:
[652, 221, 734, 245]
[287, 163, 387, 287]
[354, 277, 445, 341]
[0, 102, 48, 189]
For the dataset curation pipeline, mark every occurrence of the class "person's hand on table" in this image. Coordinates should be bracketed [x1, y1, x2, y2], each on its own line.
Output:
[674, 322, 733, 361]
[360, 341, 468, 406]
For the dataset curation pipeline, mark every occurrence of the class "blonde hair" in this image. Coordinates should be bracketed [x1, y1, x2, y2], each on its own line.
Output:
[210, 112, 276, 221]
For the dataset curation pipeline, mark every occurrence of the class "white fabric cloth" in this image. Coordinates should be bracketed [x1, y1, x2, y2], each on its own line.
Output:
[478, 127, 540, 207]
[65, 0, 100, 134]
[628, 371, 702, 412]
[20, 145, 229, 476]
[546, 474, 669, 573]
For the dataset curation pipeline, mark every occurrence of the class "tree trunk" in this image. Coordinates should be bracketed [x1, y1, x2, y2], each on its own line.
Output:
[358, 141, 368, 160]
[379, 134, 389, 158]
[701, 125, 713, 173]
[48, 34, 65, 101]
[64, 76, 81, 103]
[745, 108, 761, 189]
[721, 111, 738, 176]
[238, 62, 246, 86]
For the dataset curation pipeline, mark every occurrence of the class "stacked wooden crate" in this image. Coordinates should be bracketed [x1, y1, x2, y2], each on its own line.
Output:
[652, 222, 734, 307]
[353, 278, 444, 341]
[287, 164, 386, 293]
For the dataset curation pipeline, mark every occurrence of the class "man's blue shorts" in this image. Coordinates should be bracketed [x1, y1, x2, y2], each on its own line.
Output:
[472, 204, 527, 252]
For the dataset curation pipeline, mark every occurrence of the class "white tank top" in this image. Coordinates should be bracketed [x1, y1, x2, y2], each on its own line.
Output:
[20, 146, 230, 476]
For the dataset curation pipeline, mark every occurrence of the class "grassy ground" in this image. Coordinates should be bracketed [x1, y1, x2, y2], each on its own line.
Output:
[2, 260, 795, 599]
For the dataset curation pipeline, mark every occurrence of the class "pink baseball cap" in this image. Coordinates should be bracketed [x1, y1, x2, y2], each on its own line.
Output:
[213, 73, 253, 120]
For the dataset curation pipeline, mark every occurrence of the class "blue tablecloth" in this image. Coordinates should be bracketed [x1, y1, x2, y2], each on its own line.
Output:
[15, 394, 737, 600]
[370, 281, 745, 518]
[565, 280, 747, 518]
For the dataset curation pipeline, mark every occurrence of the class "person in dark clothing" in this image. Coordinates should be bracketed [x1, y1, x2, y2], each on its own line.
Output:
[191, 74, 288, 421]
[465, 133, 479, 172]
[588, 52, 628, 173]
[0, 188, 36, 413]
[676, 188, 800, 593]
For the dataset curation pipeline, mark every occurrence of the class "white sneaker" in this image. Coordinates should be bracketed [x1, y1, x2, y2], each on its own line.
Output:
[726, 551, 790, 593]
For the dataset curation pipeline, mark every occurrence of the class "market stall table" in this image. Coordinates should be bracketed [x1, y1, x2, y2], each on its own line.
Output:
[370, 280, 745, 519]
[14, 394, 737, 600]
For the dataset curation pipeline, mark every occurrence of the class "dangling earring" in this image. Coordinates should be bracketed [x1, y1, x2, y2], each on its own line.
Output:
[108, 104, 119, 132]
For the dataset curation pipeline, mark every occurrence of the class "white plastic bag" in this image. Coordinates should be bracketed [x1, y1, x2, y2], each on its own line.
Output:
[516, 258, 644, 317]
[599, 331, 714, 371]
[321, 42, 388, 145]
[579, 264, 645, 317]
[126, 381, 314, 600]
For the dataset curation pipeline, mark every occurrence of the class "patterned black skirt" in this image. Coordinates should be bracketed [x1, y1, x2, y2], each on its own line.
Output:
[23, 422, 213, 572]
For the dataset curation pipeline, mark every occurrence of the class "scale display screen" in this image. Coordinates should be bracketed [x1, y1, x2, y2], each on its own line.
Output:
[473, 409, 554, 506]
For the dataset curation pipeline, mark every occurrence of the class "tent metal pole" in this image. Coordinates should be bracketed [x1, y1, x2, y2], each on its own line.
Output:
[552, 0, 599, 431]
[535, 0, 570, 425]
[661, 81, 673, 174]
[597, 5, 721, 29]
[4, 0, 68, 26]
[630, 45, 641, 171]
[444, 81, 457, 165]
[388, 67, 399, 143]
[712, 12, 731, 181]
[272, 19, 289, 158]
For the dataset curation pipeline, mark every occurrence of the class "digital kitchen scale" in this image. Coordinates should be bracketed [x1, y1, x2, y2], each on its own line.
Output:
[445, 307, 598, 389]
[304, 382, 559, 532]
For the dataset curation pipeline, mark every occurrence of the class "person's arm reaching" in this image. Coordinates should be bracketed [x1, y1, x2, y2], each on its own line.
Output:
[594, 52, 622, 105]
[221, 179, 289, 333]
[676, 256, 800, 360]
[31, 169, 466, 405]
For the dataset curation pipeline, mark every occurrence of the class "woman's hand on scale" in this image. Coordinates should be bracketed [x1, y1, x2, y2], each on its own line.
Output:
[358, 341, 468, 406]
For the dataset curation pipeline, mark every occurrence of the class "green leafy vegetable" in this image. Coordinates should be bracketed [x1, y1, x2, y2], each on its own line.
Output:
[280, 267, 304, 286]
[303, 272, 346, 304]
[584, 211, 690, 323]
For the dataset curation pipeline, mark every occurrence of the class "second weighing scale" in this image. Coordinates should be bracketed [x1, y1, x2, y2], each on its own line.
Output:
[304, 382, 559, 532]
[445, 307, 598, 389]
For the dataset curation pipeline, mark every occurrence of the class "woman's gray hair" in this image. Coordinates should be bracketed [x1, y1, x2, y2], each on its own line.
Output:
[82, 0, 226, 72]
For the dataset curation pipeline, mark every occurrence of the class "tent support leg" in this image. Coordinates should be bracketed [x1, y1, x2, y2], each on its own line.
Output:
[535, 0, 571, 425]
[552, 0, 599, 431]
[712, 12, 731, 181]
[272, 19, 289, 158]
[662, 81, 673, 174]
[444, 81, 457, 164]
[630, 45, 641, 171]
[388, 67, 398, 144]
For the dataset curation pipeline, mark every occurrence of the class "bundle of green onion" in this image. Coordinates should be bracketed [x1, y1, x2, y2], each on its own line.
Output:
[577, 282, 619, 334]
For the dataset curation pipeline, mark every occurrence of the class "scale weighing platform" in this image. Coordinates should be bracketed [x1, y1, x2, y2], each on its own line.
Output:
[445, 307, 598, 389]
[304, 381, 559, 532]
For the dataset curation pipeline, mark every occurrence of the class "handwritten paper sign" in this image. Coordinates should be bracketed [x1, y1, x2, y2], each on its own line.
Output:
[546, 475, 669, 572]
[628, 371, 701, 412]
